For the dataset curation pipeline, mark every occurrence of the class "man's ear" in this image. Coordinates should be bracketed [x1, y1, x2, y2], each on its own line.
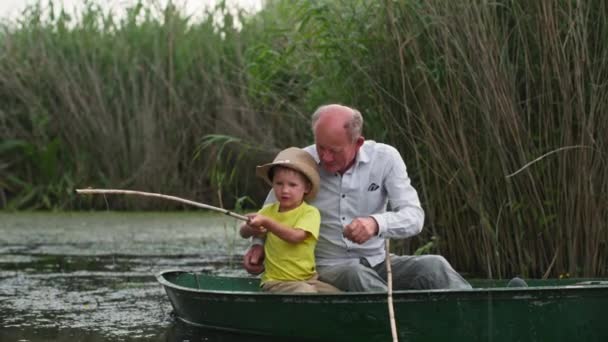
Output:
[355, 136, 365, 149]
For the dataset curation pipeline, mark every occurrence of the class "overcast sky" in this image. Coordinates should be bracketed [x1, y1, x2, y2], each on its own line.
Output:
[0, 0, 263, 21]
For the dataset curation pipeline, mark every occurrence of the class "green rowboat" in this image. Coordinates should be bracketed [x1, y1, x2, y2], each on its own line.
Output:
[157, 269, 608, 341]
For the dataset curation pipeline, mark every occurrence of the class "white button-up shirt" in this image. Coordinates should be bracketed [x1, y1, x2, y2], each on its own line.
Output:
[255, 140, 424, 268]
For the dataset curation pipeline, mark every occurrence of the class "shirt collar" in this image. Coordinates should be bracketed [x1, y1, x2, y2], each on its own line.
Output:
[357, 142, 371, 164]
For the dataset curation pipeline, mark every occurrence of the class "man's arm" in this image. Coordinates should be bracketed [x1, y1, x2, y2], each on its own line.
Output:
[371, 145, 424, 239]
[343, 145, 424, 244]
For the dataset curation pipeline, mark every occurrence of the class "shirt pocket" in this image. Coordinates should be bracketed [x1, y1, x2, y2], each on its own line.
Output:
[361, 178, 385, 215]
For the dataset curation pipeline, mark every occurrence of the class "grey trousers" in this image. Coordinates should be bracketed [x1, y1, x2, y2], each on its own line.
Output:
[317, 254, 472, 292]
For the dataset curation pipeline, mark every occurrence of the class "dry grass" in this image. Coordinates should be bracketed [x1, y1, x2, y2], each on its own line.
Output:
[1, 0, 606, 278]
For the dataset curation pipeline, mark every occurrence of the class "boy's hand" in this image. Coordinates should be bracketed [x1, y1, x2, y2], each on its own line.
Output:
[239, 213, 267, 238]
[246, 213, 268, 234]
[240, 223, 266, 238]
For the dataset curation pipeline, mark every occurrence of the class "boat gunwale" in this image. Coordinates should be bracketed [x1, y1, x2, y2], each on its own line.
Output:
[156, 269, 608, 298]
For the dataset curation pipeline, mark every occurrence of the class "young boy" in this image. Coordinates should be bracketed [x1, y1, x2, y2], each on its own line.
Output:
[240, 147, 339, 293]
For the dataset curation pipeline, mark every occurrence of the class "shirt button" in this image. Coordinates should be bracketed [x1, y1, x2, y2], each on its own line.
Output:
[341, 194, 345, 198]
[342, 217, 345, 220]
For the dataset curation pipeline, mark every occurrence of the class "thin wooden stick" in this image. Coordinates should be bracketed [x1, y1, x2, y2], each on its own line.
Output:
[505, 145, 591, 178]
[75, 188, 248, 221]
[542, 246, 560, 280]
[386, 239, 399, 342]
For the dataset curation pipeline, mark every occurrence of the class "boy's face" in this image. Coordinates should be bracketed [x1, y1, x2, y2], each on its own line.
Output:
[271, 167, 311, 211]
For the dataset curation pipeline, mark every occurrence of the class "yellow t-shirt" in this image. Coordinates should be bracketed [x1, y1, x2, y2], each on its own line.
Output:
[259, 201, 321, 284]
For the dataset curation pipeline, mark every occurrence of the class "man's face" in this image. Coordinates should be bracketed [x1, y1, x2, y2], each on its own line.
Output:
[314, 128, 362, 174]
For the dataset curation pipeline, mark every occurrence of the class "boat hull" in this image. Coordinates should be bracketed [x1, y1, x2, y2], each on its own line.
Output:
[157, 270, 608, 341]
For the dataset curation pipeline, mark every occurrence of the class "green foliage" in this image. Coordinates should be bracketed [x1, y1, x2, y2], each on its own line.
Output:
[1, 0, 607, 278]
[195, 134, 271, 208]
[414, 236, 437, 256]
[0, 138, 75, 209]
[0, 0, 255, 210]
[238, 0, 608, 278]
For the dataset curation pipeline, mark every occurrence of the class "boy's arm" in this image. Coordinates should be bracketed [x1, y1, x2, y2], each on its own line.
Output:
[247, 213, 309, 244]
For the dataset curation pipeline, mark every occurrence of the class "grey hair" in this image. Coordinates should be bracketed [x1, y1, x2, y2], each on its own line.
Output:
[311, 104, 363, 142]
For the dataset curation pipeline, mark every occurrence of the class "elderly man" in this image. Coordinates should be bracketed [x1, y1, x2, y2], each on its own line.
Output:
[242, 104, 471, 291]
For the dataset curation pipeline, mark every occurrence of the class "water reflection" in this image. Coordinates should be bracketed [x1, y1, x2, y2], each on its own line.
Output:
[1, 322, 303, 342]
[166, 320, 310, 342]
[0, 212, 283, 342]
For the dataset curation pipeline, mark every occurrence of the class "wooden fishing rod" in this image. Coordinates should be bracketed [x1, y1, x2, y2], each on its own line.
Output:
[386, 239, 398, 342]
[75, 188, 248, 221]
[77, 188, 398, 340]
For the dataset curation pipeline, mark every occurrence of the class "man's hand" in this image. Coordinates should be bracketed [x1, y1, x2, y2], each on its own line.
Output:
[243, 244, 265, 275]
[343, 217, 379, 244]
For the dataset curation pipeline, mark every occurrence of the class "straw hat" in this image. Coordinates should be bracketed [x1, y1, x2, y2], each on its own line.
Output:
[255, 147, 320, 201]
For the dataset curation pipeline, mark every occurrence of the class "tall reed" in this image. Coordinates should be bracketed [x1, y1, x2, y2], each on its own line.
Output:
[1, 0, 606, 278]
[0, 1, 271, 209]
[371, 0, 608, 278]
[235, 0, 608, 278]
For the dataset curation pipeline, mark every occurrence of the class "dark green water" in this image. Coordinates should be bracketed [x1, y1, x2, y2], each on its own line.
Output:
[0, 212, 287, 341]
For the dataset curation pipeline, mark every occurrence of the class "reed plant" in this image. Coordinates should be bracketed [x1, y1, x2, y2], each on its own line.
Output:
[396, 0, 606, 278]
[230, 0, 608, 278]
[1, 0, 606, 278]
[356, 0, 608, 278]
[0, 0, 272, 209]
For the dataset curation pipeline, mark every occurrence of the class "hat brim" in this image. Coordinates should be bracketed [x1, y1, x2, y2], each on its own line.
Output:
[256, 161, 319, 201]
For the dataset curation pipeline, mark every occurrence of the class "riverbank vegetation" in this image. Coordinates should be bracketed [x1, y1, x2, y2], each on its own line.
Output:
[1, 0, 607, 278]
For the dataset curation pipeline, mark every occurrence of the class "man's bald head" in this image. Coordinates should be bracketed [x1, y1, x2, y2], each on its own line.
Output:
[310, 104, 365, 174]
[311, 104, 363, 143]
